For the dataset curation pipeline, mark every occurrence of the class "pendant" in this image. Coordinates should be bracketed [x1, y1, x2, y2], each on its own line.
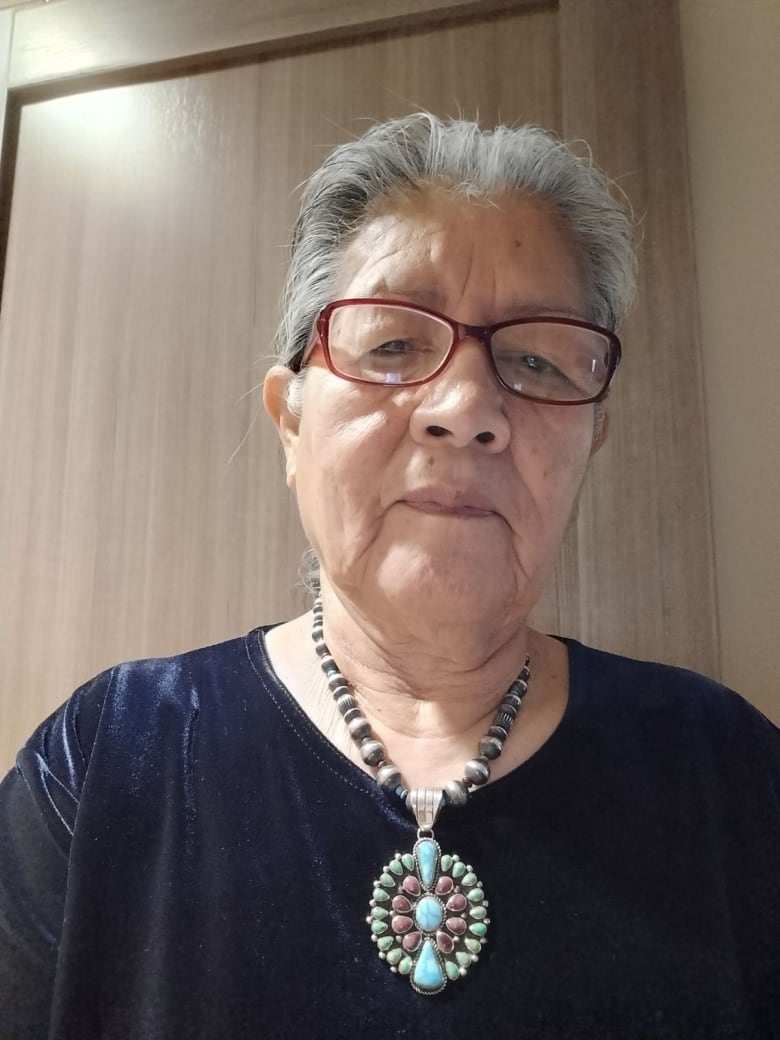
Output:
[367, 790, 489, 994]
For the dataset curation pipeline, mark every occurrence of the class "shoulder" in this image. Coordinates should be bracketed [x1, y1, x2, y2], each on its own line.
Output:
[567, 637, 775, 721]
[563, 638, 780, 782]
[13, 629, 274, 811]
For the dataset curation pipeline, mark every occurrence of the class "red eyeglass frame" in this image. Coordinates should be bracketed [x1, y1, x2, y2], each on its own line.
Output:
[297, 298, 622, 405]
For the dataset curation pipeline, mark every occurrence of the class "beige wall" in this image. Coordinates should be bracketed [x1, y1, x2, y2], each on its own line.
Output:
[679, 0, 780, 720]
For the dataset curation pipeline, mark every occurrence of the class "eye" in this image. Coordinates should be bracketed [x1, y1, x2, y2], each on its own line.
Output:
[497, 351, 568, 383]
[370, 339, 425, 356]
[517, 353, 560, 376]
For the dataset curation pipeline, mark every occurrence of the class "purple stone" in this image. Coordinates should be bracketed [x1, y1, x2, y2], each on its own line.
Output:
[435, 876, 454, 896]
[402, 876, 421, 896]
[391, 915, 413, 934]
[436, 930, 454, 954]
[392, 895, 412, 913]
[446, 894, 467, 913]
[446, 916, 467, 935]
[402, 930, 422, 951]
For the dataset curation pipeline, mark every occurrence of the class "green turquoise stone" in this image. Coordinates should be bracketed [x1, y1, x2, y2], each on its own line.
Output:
[379, 872, 396, 888]
[398, 957, 412, 975]
[371, 906, 389, 919]
[401, 853, 415, 871]
[445, 960, 460, 981]
[416, 839, 438, 887]
[462, 871, 477, 887]
[412, 939, 445, 992]
[373, 888, 390, 902]
[389, 859, 404, 876]
[440, 854, 453, 871]
[371, 921, 388, 935]
[377, 936, 395, 952]
[452, 861, 466, 878]
[465, 938, 481, 954]
[469, 905, 487, 919]
[469, 922, 487, 937]
[467, 888, 484, 903]
[386, 947, 404, 966]
[455, 951, 471, 967]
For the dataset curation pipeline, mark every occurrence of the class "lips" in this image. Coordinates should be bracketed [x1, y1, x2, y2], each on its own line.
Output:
[401, 487, 497, 518]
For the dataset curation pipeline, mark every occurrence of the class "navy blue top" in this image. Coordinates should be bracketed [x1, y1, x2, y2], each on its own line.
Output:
[1, 628, 779, 1039]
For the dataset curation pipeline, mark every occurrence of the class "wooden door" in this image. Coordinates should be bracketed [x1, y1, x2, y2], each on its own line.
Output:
[0, 0, 716, 770]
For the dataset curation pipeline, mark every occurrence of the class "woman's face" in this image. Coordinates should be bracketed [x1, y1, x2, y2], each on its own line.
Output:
[265, 189, 605, 627]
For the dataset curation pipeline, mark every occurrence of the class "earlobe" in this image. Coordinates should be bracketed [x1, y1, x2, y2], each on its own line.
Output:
[263, 365, 301, 488]
[591, 405, 609, 455]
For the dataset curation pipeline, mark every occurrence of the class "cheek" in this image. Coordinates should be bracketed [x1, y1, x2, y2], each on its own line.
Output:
[514, 411, 593, 509]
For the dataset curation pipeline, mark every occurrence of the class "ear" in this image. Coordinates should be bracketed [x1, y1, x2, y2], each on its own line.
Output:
[591, 404, 609, 455]
[263, 365, 301, 489]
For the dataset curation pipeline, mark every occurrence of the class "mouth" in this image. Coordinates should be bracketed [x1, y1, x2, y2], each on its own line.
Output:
[401, 487, 498, 519]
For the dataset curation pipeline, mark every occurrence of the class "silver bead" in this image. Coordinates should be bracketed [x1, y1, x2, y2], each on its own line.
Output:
[495, 710, 516, 732]
[444, 779, 470, 807]
[335, 693, 356, 713]
[376, 764, 401, 790]
[488, 724, 508, 741]
[361, 739, 385, 766]
[478, 735, 503, 760]
[348, 716, 371, 740]
[328, 675, 348, 693]
[463, 758, 490, 786]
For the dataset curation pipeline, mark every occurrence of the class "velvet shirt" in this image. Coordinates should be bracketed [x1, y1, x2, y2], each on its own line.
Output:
[1, 628, 779, 1039]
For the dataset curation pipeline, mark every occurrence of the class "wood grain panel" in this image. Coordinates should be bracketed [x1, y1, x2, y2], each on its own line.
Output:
[9, 0, 543, 89]
[0, 7, 560, 769]
[535, 0, 718, 674]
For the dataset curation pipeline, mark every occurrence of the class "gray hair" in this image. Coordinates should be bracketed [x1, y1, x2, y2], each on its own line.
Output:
[274, 112, 635, 384]
[273, 113, 636, 592]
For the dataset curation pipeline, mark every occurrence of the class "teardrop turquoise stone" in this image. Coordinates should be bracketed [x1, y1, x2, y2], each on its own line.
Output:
[416, 839, 438, 887]
[412, 939, 445, 992]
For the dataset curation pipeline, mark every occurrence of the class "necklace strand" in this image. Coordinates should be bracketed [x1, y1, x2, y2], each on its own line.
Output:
[311, 597, 532, 809]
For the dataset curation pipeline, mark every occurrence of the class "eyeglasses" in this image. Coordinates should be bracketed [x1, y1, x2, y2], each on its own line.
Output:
[299, 299, 621, 405]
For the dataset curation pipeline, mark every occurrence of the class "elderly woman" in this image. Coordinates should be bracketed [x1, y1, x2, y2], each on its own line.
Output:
[1, 114, 779, 1039]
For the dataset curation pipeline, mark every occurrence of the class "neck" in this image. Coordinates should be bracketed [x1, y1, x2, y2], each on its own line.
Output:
[317, 581, 532, 719]
[264, 588, 569, 792]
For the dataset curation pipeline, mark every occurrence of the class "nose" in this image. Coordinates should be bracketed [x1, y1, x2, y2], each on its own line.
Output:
[408, 338, 511, 452]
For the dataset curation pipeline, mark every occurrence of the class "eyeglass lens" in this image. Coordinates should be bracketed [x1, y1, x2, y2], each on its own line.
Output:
[325, 303, 612, 403]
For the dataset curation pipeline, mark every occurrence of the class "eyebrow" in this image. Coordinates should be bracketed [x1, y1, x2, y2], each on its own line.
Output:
[365, 283, 587, 322]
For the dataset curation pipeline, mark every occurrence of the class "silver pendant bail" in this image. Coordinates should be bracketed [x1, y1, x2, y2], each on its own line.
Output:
[407, 787, 445, 832]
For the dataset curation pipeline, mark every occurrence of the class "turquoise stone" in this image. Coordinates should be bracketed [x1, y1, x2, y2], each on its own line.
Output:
[467, 888, 484, 903]
[412, 939, 445, 992]
[373, 888, 390, 902]
[401, 853, 415, 871]
[455, 951, 471, 967]
[440, 854, 453, 871]
[371, 906, 389, 919]
[462, 871, 477, 887]
[465, 938, 481, 954]
[469, 922, 487, 937]
[377, 935, 394, 952]
[414, 895, 444, 932]
[445, 960, 460, 981]
[388, 859, 403, 876]
[416, 839, 438, 887]
[469, 905, 487, 920]
[371, 921, 388, 935]
[386, 947, 403, 966]
[452, 860, 466, 878]
[379, 872, 396, 888]
[398, 956, 412, 976]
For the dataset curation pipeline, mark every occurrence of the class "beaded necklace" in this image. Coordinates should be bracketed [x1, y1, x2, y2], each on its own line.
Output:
[311, 597, 531, 994]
